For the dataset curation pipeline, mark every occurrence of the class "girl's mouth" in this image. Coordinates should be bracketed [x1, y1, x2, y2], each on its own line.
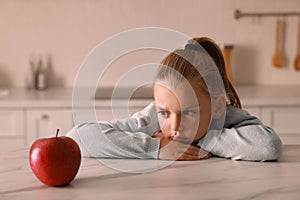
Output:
[171, 136, 190, 144]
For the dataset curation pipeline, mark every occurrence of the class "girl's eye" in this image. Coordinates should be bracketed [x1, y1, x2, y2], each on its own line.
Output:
[157, 110, 169, 117]
[182, 110, 198, 116]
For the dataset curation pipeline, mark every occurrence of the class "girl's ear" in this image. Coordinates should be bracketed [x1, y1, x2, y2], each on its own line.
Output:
[212, 96, 226, 119]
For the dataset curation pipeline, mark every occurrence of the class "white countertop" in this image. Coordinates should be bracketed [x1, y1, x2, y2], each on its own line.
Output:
[235, 85, 300, 106]
[0, 87, 153, 108]
[0, 85, 299, 108]
[1, 145, 300, 200]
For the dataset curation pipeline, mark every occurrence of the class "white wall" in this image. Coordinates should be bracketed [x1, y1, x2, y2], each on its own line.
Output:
[0, 0, 299, 88]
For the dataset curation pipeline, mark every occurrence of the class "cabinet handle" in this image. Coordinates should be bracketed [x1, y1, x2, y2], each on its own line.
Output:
[41, 114, 49, 119]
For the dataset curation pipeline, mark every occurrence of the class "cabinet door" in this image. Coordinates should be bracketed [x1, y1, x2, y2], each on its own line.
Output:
[72, 107, 142, 125]
[72, 109, 114, 125]
[0, 110, 25, 147]
[26, 109, 73, 146]
[262, 107, 300, 144]
[96, 107, 142, 121]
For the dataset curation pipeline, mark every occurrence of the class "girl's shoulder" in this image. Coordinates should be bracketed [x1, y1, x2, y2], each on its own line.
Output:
[224, 104, 262, 128]
[226, 104, 249, 116]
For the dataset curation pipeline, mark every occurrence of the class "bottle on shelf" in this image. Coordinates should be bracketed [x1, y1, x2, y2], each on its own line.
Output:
[35, 57, 48, 90]
[25, 61, 36, 90]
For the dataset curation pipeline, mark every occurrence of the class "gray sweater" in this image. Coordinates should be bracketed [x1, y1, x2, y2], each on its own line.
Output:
[66, 102, 282, 161]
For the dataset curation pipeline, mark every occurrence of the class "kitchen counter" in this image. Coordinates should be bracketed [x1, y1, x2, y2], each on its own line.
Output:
[0, 87, 154, 108]
[234, 85, 300, 106]
[1, 145, 300, 200]
[0, 85, 300, 146]
[0, 85, 299, 108]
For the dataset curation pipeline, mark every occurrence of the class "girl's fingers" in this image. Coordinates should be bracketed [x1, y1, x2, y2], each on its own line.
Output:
[178, 144, 201, 156]
[184, 145, 201, 156]
[179, 145, 212, 159]
[159, 140, 212, 160]
[199, 149, 211, 159]
[177, 151, 212, 161]
[177, 153, 200, 161]
[204, 152, 212, 159]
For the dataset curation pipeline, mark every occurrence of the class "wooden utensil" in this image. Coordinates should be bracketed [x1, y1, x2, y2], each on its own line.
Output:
[222, 45, 234, 84]
[294, 21, 300, 71]
[272, 19, 283, 68]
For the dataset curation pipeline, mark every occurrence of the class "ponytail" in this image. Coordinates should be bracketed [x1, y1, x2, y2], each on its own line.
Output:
[157, 37, 241, 109]
[191, 37, 242, 108]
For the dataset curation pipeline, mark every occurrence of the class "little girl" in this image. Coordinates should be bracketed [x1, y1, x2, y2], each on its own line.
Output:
[67, 37, 282, 161]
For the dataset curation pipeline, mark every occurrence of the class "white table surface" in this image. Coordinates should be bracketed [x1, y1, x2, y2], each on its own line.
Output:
[1, 145, 300, 200]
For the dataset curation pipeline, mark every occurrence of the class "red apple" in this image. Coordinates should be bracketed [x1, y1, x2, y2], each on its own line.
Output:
[29, 129, 81, 186]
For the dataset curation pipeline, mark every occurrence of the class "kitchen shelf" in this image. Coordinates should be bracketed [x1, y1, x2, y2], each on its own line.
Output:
[235, 9, 300, 20]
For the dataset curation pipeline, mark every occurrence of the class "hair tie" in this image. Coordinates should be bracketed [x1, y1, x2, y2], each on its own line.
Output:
[184, 43, 204, 52]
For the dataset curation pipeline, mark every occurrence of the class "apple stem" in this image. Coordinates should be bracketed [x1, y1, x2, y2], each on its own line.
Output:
[56, 129, 59, 138]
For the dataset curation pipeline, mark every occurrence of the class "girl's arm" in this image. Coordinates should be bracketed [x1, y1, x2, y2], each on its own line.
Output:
[67, 102, 205, 160]
[198, 106, 282, 161]
[66, 102, 161, 159]
[66, 121, 161, 159]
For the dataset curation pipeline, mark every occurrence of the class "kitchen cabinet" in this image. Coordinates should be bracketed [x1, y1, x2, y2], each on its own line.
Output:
[0, 109, 25, 147]
[73, 108, 141, 124]
[25, 109, 73, 146]
[0, 86, 299, 146]
[261, 107, 300, 144]
[244, 105, 300, 144]
[24, 107, 144, 146]
[22, 105, 300, 146]
[2, 105, 300, 146]
[72, 109, 114, 125]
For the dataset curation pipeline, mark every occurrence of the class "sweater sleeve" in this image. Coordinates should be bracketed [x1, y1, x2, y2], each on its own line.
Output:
[66, 102, 161, 159]
[198, 106, 282, 161]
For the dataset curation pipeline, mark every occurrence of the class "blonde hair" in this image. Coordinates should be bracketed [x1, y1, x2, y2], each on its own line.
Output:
[155, 37, 241, 108]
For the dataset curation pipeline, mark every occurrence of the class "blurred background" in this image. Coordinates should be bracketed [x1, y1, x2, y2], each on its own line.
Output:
[0, 0, 300, 89]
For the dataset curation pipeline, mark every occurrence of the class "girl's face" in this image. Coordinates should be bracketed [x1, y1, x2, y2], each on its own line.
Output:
[153, 81, 212, 144]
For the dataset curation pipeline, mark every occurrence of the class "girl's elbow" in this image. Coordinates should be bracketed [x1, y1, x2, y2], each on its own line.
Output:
[260, 136, 283, 161]
[256, 126, 283, 161]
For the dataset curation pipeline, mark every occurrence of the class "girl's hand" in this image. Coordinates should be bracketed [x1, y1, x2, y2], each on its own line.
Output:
[154, 133, 212, 161]
[153, 132, 165, 139]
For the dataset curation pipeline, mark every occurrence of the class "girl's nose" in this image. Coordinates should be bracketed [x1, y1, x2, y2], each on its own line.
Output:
[170, 114, 181, 132]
